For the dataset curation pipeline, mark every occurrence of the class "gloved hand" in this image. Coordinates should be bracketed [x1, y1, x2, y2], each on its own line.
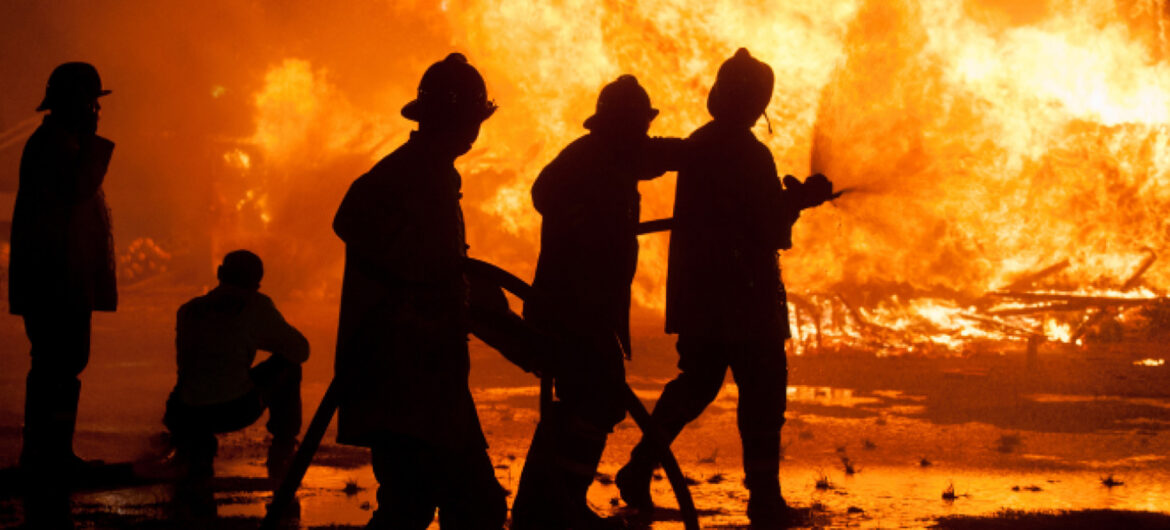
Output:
[783, 173, 835, 210]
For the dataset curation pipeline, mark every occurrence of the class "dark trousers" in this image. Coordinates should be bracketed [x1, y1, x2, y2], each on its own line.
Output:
[511, 332, 627, 528]
[628, 334, 788, 492]
[366, 432, 506, 529]
[20, 310, 92, 468]
[164, 355, 302, 471]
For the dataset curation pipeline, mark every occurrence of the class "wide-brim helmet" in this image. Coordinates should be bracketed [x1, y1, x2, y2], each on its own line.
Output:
[401, 53, 497, 123]
[37, 62, 111, 112]
[583, 74, 659, 131]
[707, 48, 773, 125]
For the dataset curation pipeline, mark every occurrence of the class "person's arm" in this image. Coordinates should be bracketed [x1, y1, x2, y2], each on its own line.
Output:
[637, 136, 687, 180]
[758, 153, 800, 251]
[73, 135, 115, 199]
[251, 294, 310, 364]
[333, 173, 423, 281]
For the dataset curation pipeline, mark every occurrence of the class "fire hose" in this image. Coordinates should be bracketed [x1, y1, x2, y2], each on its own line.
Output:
[263, 221, 699, 530]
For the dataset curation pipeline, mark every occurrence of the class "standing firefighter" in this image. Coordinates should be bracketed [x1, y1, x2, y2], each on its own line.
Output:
[332, 53, 506, 529]
[615, 49, 834, 527]
[9, 62, 117, 475]
[511, 75, 681, 529]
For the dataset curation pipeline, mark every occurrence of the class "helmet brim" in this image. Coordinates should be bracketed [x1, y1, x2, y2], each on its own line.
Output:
[36, 89, 112, 112]
[401, 99, 497, 123]
[582, 107, 659, 131]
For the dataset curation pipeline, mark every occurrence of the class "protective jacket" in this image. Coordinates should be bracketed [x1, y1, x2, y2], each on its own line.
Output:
[9, 115, 116, 315]
[664, 120, 799, 340]
[333, 131, 483, 449]
[527, 134, 680, 353]
[174, 285, 308, 407]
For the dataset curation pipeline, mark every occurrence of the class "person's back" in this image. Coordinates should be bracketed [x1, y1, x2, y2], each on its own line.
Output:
[175, 285, 305, 407]
[528, 131, 657, 346]
[666, 119, 791, 340]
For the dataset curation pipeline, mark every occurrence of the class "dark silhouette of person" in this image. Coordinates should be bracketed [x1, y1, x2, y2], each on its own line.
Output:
[510, 75, 682, 529]
[614, 49, 834, 528]
[8, 62, 117, 477]
[162, 250, 308, 481]
[332, 53, 507, 529]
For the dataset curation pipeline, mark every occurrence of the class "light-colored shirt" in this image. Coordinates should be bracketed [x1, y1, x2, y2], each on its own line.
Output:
[174, 284, 308, 406]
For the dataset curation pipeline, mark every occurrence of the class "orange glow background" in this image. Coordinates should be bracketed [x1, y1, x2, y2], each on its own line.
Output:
[2, 0, 1169, 343]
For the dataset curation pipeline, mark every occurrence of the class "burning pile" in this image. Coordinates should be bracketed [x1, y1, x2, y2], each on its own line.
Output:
[790, 251, 1170, 356]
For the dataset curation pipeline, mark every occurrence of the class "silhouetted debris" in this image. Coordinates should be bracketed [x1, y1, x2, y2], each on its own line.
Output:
[1101, 475, 1124, 488]
[934, 509, 1170, 529]
[684, 475, 699, 486]
[698, 448, 718, 464]
[840, 456, 858, 475]
[652, 472, 664, 481]
[815, 472, 834, 490]
[342, 479, 363, 496]
[847, 506, 865, 514]
[706, 473, 726, 484]
[595, 472, 613, 485]
[920, 457, 933, 467]
[942, 482, 957, 501]
[862, 439, 877, 450]
[994, 433, 1022, 453]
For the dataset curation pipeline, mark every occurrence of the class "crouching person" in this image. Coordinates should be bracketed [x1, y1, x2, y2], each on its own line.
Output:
[163, 250, 309, 481]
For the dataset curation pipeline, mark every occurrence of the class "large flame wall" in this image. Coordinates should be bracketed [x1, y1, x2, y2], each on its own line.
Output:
[2, 0, 1169, 325]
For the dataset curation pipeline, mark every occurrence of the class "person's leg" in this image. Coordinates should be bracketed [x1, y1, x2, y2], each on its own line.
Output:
[437, 445, 507, 529]
[163, 391, 222, 479]
[729, 335, 789, 526]
[163, 388, 265, 479]
[251, 355, 303, 439]
[512, 335, 626, 529]
[21, 310, 92, 472]
[250, 355, 303, 480]
[617, 335, 727, 508]
[366, 433, 441, 530]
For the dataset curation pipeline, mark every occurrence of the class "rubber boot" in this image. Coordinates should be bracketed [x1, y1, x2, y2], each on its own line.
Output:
[743, 433, 789, 529]
[266, 436, 299, 485]
[22, 377, 96, 478]
[512, 405, 617, 529]
[614, 442, 655, 511]
[512, 416, 563, 528]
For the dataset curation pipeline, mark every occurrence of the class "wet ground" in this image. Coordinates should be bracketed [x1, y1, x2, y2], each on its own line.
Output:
[2, 283, 1170, 528]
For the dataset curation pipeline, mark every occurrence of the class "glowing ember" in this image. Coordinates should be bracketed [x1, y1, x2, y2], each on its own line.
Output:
[1134, 358, 1165, 367]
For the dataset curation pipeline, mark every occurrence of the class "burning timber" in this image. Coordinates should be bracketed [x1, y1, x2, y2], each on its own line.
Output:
[789, 252, 1168, 356]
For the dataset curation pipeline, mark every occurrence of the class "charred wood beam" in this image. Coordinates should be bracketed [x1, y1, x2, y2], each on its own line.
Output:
[989, 291, 1162, 304]
[1003, 259, 1070, 291]
[1122, 248, 1157, 291]
[988, 298, 1157, 315]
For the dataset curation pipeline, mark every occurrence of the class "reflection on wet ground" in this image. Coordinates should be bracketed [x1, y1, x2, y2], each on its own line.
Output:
[3, 378, 1169, 528]
[2, 296, 1170, 528]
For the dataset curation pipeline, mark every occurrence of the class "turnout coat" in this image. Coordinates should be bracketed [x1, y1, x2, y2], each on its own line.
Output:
[527, 134, 680, 354]
[9, 115, 116, 315]
[664, 120, 799, 341]
[332, 132, 484, 450]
